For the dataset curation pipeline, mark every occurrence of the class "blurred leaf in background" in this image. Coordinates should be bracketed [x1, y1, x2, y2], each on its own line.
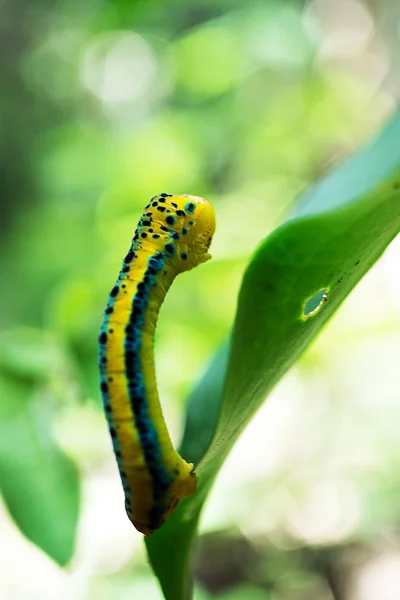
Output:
[1, 0, 400, 599]
[0, 329, 80, 565]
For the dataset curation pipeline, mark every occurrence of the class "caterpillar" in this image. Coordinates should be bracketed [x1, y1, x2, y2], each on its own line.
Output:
[98, 193, 216, 536]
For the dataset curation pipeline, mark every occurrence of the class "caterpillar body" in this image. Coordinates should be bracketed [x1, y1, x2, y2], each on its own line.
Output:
[98, 193, 216, 536]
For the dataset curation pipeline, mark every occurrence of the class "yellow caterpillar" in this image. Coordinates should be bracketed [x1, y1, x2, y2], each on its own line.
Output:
[98, 193, 216, 535]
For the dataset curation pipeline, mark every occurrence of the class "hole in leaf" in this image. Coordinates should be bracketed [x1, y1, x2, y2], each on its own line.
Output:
[303, 289, 328, 318]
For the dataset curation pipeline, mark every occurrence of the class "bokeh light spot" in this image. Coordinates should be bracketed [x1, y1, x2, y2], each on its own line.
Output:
[81, 31, 157, 105]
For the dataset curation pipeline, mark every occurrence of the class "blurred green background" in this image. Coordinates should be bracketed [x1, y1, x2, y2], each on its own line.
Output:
[1, 0, 400, 599]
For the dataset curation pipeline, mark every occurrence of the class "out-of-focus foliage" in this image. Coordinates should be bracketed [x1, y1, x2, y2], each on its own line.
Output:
[1, 0, 400, 598]
[0, 330, 80, 565]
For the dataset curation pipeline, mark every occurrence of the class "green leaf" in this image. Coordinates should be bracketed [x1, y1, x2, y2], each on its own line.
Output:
[179, 341, 229, 466]
[146, 112, 400, 600]
[0, 377, 80, 565]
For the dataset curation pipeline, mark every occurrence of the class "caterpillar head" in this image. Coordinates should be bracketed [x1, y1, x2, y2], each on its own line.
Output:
[139, 193, 216, 270]
[180, 194, 216, 262]
[180, 195, 215, 237]
[142, 193, 216, 271]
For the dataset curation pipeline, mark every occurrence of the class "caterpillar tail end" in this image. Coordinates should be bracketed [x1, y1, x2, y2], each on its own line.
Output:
[129, 468, 198, 536]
